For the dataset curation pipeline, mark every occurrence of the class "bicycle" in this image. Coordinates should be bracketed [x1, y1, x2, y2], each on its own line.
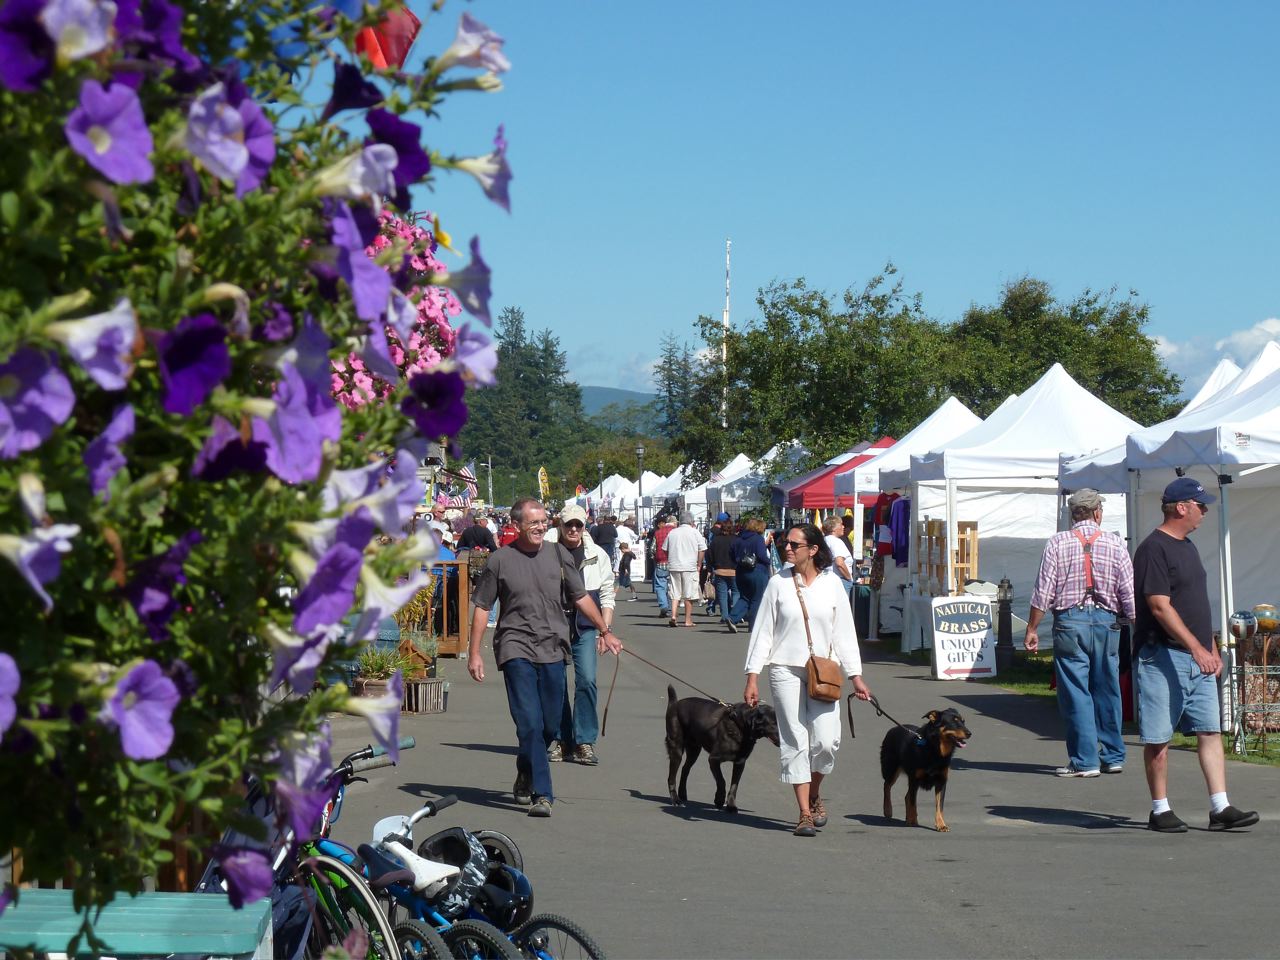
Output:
[197, 737, 416, 959]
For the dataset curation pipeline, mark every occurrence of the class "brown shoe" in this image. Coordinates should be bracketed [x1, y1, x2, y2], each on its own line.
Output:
[809, 797, 828, 829]
[794, 813, 817, 837]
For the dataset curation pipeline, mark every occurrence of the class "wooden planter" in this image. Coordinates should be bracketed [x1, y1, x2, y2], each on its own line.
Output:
[403, 678, 447, 714]
[354, 677, 390, 698]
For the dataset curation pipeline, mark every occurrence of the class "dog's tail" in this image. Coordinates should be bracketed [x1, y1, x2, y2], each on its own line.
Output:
[667, 684, 677, 706]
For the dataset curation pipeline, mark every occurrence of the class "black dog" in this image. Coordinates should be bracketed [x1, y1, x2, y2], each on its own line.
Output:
[665, 685, 779, 813]
[880, 708, 972, 832]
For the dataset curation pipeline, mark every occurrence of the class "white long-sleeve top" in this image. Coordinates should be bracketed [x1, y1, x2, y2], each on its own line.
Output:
[744, 568, 863, 677]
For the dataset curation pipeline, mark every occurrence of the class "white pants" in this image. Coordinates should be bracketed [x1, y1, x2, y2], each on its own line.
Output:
[767, 664, 841, 784]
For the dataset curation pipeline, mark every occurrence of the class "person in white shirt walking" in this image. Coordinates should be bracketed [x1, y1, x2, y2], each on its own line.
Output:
[664, 512, 706, 628]
[744, 523, 872, 837]
[822, 515, 856, 600]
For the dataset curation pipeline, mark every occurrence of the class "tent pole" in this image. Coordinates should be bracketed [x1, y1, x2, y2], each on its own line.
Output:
[945, 479, 957, 596]
[1126, 470, 1140, 557]
[1216, 469, 1239, 749]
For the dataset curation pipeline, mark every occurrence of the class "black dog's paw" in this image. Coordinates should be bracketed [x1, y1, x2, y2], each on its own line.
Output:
[725, 803, 738, 815]
[713, 793, 726, 809]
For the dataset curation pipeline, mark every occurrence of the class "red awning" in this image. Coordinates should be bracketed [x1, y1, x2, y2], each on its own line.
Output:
[774, 438, 896, 510]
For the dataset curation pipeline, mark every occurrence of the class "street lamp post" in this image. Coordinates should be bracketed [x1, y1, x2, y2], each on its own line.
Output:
[635, 443, 645, 532]
[509, 473, 517, 506]
[996, 576, 1015, 672]
[596, 460, 604, 495]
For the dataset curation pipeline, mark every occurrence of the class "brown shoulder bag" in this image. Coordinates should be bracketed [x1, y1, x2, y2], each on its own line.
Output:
[795, 576, 842, 702]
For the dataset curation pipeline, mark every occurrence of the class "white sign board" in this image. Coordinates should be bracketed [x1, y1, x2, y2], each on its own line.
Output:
[930, 597, 997, 680]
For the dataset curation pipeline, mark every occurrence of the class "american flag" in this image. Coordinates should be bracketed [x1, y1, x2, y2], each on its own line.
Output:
[440, 462, 479, 507]
[709, 470, 724, 483]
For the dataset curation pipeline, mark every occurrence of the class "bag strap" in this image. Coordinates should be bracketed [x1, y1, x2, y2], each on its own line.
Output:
[794, 575, 836, 659]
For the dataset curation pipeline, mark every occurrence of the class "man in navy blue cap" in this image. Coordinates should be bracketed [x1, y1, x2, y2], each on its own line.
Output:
[1132, 477, 1258, 833]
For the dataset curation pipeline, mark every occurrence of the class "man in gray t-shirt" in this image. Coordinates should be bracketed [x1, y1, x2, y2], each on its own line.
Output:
[468, 498, 622, 817]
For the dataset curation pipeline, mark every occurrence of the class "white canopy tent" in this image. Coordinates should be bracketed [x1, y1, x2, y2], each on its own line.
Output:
[831, 396, 982, 639]
[1182, 357, 1242, 414]
[679, 453, 752, 522]
[883, 365, 1140, 648]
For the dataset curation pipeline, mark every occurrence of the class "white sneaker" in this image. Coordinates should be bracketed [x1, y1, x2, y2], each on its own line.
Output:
[1055, 764, 1100, 778]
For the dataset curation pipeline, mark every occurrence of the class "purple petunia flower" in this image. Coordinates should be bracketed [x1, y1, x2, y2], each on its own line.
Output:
[267, 622, 338, 694]
[322, 62, 383, 122]
[452, 324, 497, 386]
[214, 847, 273, 910]
[274, 779, 331, 841]
[122, 530, 202, 641]
[0, 0, 54, 92]
[185, 83, 247, 183]
[0, 348, 76, 459]
[254, 302, 294, 343]
[0, 523, 81, 611]
[84, 403, 135, 500]
[278, 723, 332, 791]
[40, 0, 115, 64]
[115, 0, 199, 73]
[385, 289, 418, 347]
[45, 297, 138, 389]
[292, 543, 364, 638]
[64, 81, 155, 185]
[228, 86, 274, 198]
[192, 415, 269, 481]
[345, 670, 403, 761]
[313, 144, 398, 209]
[332, 202, 391, 322]
[103, 659, 181, 760]
[452, 126, 511, 212]
[401, 368, 468, 439]
[155, 314, 230, 416]
[257, 363, 340, 485]
[435, 13, 511, 75]
[365, 109, 429, 211]
[439, 236, 492, 327]
[0, 653, 19, 745]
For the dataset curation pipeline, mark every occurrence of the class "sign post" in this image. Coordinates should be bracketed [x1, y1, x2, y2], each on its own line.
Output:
[930, 596, 997, 680]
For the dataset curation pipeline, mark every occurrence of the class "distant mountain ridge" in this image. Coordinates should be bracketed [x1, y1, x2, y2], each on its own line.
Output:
[580, 385, 656, 416]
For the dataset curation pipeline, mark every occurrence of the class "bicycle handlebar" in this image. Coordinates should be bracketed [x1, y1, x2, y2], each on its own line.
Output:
[406, 794, 458, 830]
[333, 737, 418, 782]
[350, 753, 396, 774]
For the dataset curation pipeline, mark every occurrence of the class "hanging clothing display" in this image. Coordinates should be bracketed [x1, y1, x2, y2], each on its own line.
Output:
[889, 496, 911, 567]
[873, 492, 898, 556]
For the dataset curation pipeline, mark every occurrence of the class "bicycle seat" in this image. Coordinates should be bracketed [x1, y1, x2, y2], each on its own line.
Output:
[357, 843, 414, 891]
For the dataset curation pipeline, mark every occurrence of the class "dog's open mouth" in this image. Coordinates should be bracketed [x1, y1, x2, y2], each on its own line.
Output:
[953, 738, 968, 748]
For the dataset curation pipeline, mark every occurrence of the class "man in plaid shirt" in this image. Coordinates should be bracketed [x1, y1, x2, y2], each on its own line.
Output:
[1025, 488, 1135, 778]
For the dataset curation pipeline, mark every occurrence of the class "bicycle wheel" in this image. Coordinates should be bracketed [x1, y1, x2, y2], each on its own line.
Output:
[395, 919, 452, 960]
[440, 918, 521, 959]
[473, 829, 524, 872]
[303, 853, 400, 960]
[510, 913, 605, 960]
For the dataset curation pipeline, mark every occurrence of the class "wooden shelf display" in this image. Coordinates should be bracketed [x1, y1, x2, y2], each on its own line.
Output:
[915, 519, 979, 596]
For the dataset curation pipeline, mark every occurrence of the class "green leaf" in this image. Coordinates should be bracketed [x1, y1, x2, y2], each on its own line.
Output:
[0, 192, 18, 229]
[135, 820, 171, 841]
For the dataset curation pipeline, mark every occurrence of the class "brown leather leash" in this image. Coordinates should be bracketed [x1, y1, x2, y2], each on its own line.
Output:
[600, 647, 730, 737]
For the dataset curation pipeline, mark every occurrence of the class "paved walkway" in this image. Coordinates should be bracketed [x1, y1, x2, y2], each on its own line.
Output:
[331, 582, 1280, 959]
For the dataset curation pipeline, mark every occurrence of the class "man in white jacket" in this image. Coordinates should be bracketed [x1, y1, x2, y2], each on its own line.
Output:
[545, 503, 616, 765]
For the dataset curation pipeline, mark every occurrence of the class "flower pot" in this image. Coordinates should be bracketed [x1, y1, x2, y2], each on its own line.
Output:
[355, 677, 390, 698]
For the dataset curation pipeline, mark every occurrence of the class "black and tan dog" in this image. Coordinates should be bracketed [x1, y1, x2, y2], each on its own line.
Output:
[665, 685, 779, 813]
[880, 708, 972, 832]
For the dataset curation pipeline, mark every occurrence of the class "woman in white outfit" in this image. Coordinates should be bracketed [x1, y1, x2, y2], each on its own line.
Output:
[743, 523, 872, 836]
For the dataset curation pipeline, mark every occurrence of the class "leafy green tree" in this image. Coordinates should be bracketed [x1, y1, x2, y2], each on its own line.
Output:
[943, 277, 1182, 424]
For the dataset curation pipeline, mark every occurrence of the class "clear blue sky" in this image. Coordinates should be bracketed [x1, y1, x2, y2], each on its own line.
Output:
[419, 0, 1280, 396]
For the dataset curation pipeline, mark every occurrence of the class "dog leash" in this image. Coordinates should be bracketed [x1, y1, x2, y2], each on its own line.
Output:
[600, 647, 731, 738]
[867, 693, 912, 730]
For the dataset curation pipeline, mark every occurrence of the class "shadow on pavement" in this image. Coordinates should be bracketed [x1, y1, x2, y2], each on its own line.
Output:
[438, 741, 519, 757]
[951, 758, 1056, 775]
[986, 805, 1141, 829]
[940, 692, 1061, 740]
[398, 780, 527, 812]
[845, 813, 924, 830]
[623, 788, 792, 832]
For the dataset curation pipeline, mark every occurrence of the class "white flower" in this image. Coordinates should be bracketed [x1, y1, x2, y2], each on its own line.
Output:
[359, 565, 427, 622]
[17, 473, 45, 525]
[40, 0, 117, 66]
[313, 145, 398, 209]
[44, 297, 137, 390]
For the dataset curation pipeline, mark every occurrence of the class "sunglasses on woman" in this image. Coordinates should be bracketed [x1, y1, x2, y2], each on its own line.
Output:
[783, 539, 812, 551]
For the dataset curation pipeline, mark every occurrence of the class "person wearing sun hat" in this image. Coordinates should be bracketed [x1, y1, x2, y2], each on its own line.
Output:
[1133, 476, 1258, 833]
[1026, 487, 1134, 779]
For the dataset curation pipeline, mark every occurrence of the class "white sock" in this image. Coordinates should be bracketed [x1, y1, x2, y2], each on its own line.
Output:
[1209, 792, 1229, 813]
[1152, 798, 1171, 815]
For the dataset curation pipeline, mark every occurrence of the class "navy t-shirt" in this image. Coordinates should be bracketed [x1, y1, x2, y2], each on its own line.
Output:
[1133, 529, 1212, 651]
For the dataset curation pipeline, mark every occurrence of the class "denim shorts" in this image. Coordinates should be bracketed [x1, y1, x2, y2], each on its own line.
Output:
[1136, 642, 1221, 743]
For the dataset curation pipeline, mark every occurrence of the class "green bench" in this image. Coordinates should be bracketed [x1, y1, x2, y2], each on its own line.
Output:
[0, 889, 272, 958]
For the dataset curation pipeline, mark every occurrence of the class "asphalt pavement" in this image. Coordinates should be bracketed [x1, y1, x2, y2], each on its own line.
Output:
[329, 582, 1280, 960]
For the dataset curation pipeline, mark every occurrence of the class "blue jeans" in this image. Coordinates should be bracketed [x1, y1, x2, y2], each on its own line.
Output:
[560, 626, 599, 747]
[1051, 606, 1124, 771]
[737, 565, 770, 628]
[502, 657, 567, 801]
[713, 574, 739, 623]
[653, 564, 670, 613]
